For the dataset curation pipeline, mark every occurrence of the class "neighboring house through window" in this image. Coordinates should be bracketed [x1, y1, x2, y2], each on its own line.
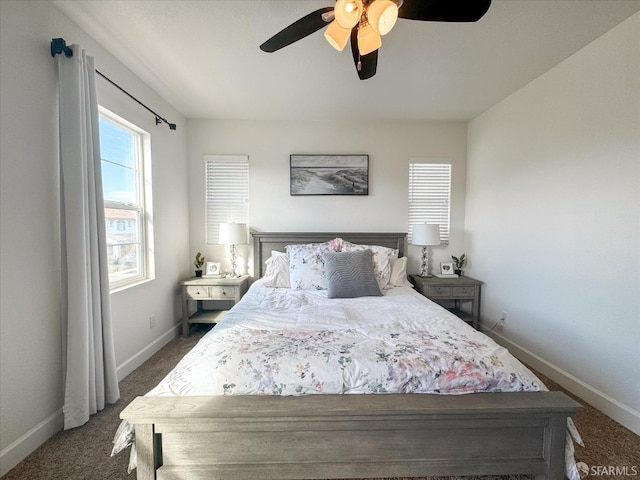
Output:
[408, 159, 451, 244]
[99, 107, 154, 290]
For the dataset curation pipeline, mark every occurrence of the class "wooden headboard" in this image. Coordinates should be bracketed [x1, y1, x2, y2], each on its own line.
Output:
[251, 232, 407, 278]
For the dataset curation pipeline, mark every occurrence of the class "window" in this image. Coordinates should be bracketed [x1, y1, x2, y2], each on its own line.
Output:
[205, 155, 249, 244]
[408, 160, 451, 244]
[99, 108, 153, 290]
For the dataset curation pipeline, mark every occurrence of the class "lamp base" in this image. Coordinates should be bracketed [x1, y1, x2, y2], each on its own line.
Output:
[230, 244, 240, 277]
[419, 245, 433, 277]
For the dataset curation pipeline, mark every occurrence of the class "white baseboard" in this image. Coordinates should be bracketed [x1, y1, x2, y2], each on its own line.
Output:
[0, 409, 63, 477]
[116, 322, 181, 381]
[1, 323, 181, 476]
[486, 327, 640, 435]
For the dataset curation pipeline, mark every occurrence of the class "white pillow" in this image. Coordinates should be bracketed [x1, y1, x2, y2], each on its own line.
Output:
[387, 256, 413, 288]
[262, 252, 290, 288]
[341, 241, 398, 289]
[286, 240, 342, 290]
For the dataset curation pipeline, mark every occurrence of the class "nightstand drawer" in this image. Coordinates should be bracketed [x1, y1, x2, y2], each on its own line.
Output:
[452, 286, 476, 297]
[209, 286, 235, 298]
[185, 286, 209, 298]
[427, 286, 452, 297]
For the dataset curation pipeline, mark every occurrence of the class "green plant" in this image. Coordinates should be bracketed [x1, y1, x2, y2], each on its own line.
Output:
[193, 252, 205, 269]
[451, 253, 466, 269]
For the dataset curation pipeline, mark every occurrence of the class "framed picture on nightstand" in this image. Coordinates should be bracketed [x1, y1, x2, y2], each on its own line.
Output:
[440, 262, 454, 275]
[205, 262, 221, 276]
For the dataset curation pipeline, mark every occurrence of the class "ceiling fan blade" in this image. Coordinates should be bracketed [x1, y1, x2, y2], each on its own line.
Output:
[398, 0, 491, 22]
[260, 7, 334, 53]
[350, 28, 378, 80]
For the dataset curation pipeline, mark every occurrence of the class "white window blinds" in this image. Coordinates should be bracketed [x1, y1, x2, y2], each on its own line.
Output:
[408, 161, 451, 244]
[205, 155, 249, 244]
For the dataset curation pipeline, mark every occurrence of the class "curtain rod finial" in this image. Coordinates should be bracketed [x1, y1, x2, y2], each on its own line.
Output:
[51, 38, 73, 58]
[155, 116, 177, 130]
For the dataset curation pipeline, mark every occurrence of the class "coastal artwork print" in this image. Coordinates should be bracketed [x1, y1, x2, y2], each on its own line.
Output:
[290, 154, 369, 195]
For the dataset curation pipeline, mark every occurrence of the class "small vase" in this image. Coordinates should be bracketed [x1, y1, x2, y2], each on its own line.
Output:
[195, 270, 203, 277]
[454, 269, 462, 276]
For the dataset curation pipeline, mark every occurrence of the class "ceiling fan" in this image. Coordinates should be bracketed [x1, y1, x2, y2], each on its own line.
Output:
[260, 0, 492, 80]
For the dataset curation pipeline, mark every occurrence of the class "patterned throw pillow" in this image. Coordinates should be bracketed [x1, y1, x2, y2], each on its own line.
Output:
[324, 250, 382, 298]
[286, 239, 342, 290]
[341, 241, 398, 289]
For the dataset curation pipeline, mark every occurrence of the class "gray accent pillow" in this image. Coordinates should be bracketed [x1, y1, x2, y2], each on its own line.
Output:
[324, 250, 383, 299]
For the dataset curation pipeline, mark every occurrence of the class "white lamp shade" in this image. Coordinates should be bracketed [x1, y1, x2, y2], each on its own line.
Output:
[218, 223, 247, 245]
[334, 0, 363, 29]
[324, 20, 351, 51]
[367, 0, 399, 35]
[411, 223, 441, 246]
[357, 23, 382, 55]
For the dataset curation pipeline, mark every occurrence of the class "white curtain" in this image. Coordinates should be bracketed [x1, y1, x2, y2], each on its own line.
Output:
[57, 44, 120, 430]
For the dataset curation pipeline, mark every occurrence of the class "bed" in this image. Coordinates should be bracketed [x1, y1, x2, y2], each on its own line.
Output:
[117, 232, 581, 480]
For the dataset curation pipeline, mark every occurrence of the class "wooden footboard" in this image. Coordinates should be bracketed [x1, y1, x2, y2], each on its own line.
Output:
[120, 392, 580, 480]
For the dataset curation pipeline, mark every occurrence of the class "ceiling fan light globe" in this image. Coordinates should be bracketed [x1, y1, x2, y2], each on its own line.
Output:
[324, 20, 351, 51]
[367, 0, 398, 35]
[334, 0, 363, 29]
[357, 24, 382, 56]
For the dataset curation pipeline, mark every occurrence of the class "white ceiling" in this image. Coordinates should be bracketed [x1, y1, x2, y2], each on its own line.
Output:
[52, 0, 640, 122]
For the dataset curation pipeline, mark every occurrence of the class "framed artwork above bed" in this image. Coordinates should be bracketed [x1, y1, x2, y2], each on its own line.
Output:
[290, 154, 368, 196]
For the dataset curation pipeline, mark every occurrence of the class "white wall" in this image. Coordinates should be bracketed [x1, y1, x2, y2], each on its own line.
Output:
[3, 3, 635, 475]
[466, 13, 640, 433]
[186, 119, 469, 276]
[0, 1, 190, 474]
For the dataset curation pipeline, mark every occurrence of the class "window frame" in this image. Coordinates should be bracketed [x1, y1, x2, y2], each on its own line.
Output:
[99, 106, 154, 292]
[408, 159, 451, 245]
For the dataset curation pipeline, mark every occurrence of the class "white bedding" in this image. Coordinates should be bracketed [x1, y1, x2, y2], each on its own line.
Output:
[113, 279, 582, 479]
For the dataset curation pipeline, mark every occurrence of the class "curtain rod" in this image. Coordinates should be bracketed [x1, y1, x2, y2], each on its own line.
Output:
[50, 38, 177, 131]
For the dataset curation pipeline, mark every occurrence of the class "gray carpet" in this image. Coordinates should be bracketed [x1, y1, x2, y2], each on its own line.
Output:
[3, 324, 638, 479]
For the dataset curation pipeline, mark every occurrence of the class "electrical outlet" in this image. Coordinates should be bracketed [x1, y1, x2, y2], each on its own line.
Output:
[149, 314, 156, 329]
[495, 311, 507, 331]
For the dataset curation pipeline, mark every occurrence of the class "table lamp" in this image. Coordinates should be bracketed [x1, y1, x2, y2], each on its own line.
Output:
[218, 223, 247, 277]
[411, 223, 441, 277]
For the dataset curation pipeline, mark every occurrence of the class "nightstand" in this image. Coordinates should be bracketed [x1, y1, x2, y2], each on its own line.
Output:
[180, 275, 249, 337]
[410, 275, 482, 329]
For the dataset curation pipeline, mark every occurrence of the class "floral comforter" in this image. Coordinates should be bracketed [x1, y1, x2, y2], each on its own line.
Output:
[147, 281, 544, 397]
